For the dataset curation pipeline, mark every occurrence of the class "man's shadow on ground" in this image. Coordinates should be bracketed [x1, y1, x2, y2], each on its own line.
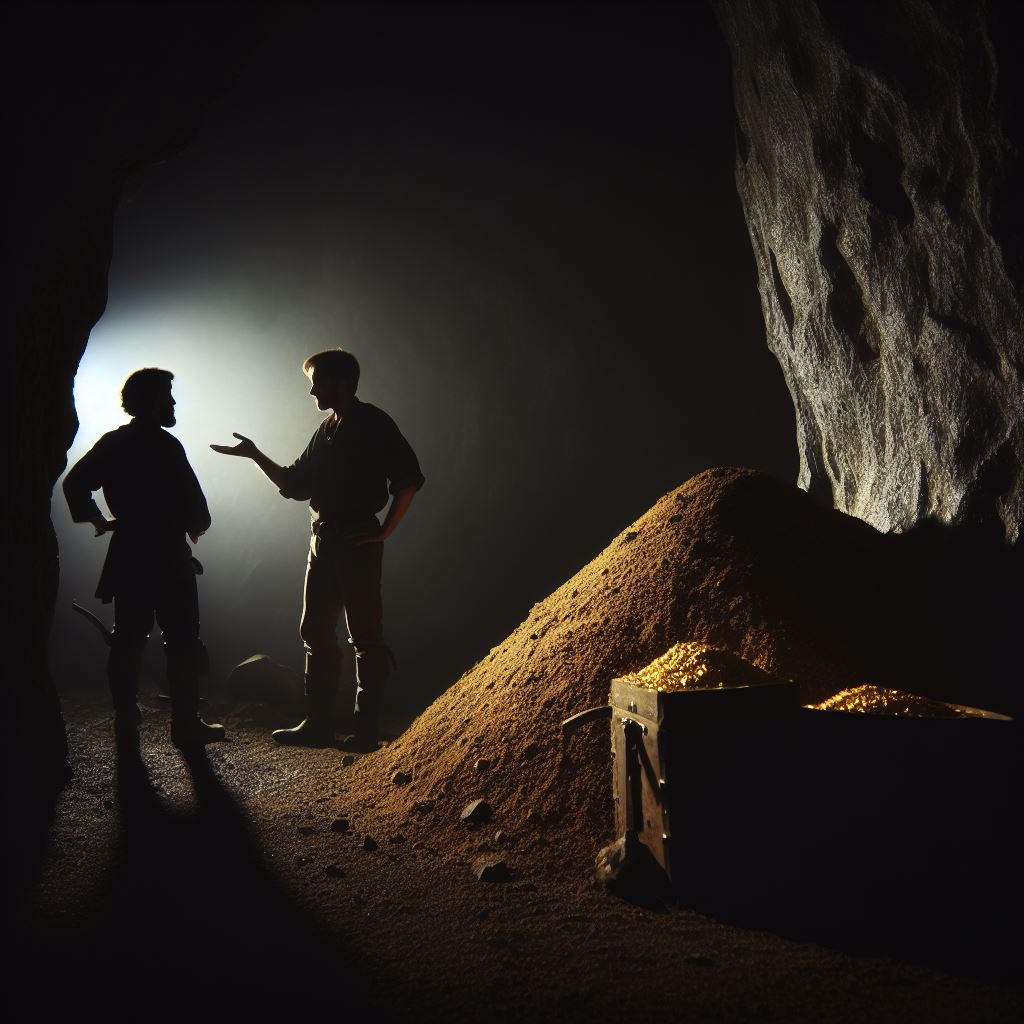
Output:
[19, 740, 366, 1007]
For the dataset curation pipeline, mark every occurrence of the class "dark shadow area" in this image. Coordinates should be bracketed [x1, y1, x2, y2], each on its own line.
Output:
[670, 709, 1020, 980]
[5, 770, 71, 932]
[705, 472, 1023, 717]
[11, 743, 366, 1007]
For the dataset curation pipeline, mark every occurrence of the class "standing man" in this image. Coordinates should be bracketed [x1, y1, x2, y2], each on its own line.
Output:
[63, 368, 225, 748]
[211, 349, 424, 751]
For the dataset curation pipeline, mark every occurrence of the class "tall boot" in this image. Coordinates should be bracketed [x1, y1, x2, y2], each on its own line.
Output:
[343, 645, 393, 752]
[167, 641, 225, 748]
[273, 647, 340, 747]
[108, 644, 144, 748]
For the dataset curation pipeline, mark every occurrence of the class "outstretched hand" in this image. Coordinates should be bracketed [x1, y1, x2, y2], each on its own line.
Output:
[210, 433, 258, 459]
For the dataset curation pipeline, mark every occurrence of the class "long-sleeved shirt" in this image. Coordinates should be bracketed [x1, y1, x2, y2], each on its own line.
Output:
[277, 398, 425, 529]
[63, 421, 211, 600]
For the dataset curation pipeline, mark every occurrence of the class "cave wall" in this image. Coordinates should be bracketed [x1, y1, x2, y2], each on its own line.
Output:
[715, 0, 1024, 542]
[9, 3, 279, 781]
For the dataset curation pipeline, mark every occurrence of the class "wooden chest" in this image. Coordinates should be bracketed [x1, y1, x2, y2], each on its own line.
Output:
[606, 677, 1018, 949]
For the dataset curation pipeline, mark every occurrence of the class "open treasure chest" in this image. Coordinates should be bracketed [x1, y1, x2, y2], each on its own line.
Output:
[565, 642, 1019, 950]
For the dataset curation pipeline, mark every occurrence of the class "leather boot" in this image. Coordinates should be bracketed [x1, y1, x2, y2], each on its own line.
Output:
[272, 679, 338, 746]
[341, 645, 392, 752]
[273, 647, 340, 747]
[168, 641, 225, 748]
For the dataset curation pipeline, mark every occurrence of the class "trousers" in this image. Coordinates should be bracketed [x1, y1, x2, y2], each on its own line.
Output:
[107, 559, 207, 717]
[298, 522, 390, 730]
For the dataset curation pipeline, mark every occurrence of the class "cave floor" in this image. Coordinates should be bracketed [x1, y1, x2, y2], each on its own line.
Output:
[10, 692, 1022, 1020]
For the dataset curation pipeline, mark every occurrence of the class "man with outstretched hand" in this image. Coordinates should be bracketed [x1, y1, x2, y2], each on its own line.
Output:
[212, 349, 424, 751]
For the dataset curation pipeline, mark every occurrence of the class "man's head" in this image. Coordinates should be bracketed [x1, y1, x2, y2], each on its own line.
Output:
[303, 349, 360, 413]
[121, 368, 175, 427]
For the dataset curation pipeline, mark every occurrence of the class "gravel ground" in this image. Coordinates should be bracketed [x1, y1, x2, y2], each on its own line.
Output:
[10, 693, 1022, 1021]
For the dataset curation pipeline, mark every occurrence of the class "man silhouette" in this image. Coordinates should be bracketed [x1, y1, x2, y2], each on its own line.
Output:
[211, 349, 424, 751]
[63, 368, 225, 748]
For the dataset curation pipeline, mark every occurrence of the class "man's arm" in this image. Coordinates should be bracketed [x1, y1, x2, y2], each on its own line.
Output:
[178, 449, 213, 544]
[63, 438, 117, 536]
[358, 413, 425, 544]
[359, 485, 418, 544]
[210, 433, 291, 491]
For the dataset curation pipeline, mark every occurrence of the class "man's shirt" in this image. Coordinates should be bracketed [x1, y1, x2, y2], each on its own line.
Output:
[63, 421, 211, 600]
[64, 421, 211, 535]
[277, 398, 425, 528]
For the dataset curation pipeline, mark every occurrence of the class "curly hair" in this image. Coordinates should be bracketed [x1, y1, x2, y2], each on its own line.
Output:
[121, 368, 173, 416]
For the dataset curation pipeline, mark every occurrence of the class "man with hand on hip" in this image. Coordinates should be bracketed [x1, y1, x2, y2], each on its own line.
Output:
[212, 349, 424, 752]
[64, 367, 224, 749]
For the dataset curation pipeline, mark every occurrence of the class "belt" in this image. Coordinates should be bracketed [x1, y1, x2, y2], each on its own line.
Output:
[311, 515, 379, 536]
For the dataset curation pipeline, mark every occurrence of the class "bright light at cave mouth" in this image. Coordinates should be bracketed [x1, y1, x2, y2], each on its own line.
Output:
[62, 304, 339, 501]
[72, 369, 126, 449]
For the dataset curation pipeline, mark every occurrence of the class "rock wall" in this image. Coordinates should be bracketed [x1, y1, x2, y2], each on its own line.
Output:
[715, 0, 1024, 542]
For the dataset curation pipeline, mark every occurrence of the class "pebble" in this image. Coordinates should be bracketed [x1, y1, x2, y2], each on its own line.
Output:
[362, 836, 379, 851]
[461, 799, 493, 825]
[330, 818, 351, 833]
[473, 857, 511, 883]
[391, 770, 412, 786]
[474, 758, 491, 772]
[388, 835, 406, 845]
[341, 754, 355, 766]
[522, 743, 541, 760]
[494, 830, 508, 845]
[298, 825, 315, 836]
[413, 799, 435, 815]
[324, 864, 346, 878]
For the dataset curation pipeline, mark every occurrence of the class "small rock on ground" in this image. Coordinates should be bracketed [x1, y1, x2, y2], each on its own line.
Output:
[461, 799, 493, 825]
[473, 857, 511, 883]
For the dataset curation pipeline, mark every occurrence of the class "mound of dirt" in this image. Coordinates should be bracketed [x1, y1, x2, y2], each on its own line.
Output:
[336, 467, 910, 875]
[325, 466, 1019, 881]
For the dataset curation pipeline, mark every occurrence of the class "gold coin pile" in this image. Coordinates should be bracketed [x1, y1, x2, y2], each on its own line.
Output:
[811, 684, 967, 718]
[615, 641, 776, 692]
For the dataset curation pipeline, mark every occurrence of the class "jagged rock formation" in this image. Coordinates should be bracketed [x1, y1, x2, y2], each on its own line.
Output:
[715, 0, 1024, 542]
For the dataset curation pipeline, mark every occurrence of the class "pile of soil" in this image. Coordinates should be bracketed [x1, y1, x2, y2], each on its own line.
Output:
[332, 467, 918, 878]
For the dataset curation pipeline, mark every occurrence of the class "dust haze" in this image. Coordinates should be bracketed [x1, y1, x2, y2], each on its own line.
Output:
[51, 4, 796, 726]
